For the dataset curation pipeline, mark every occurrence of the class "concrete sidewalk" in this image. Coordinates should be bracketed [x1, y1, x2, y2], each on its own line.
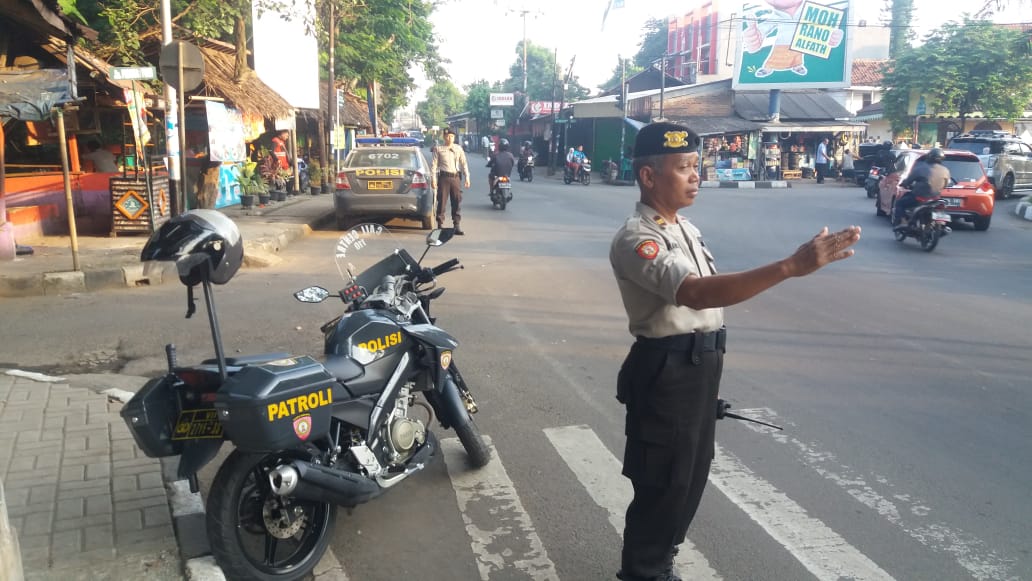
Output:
[0, 194, 335, 298]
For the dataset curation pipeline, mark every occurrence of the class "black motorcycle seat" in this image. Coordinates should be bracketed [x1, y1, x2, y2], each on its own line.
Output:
[201, 352, 292, 366]
[324, 355, 364, 382]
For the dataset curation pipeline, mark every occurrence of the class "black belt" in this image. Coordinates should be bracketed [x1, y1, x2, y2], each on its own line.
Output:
[438, 171, 459, 177]
[635, 327, 727, 355]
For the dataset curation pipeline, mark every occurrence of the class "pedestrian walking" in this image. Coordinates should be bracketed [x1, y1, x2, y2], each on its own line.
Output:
[815, 137, 829, 184]
[430, 128, 471, 235]
[609, 121, 861, 581]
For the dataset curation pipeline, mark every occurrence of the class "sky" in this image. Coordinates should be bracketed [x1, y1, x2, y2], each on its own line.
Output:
[406, 0, 1028, 109]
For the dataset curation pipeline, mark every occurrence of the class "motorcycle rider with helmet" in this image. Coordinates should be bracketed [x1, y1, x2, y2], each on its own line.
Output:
[893, 147, 951, 229]
[488, 139, 516, 194]
[518, 140, 534, 177]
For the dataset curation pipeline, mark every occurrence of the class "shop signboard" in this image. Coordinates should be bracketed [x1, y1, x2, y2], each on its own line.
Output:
[490, 93, 515, 107]
[716, 168, 754, 181]
[733, 0, 852, 90]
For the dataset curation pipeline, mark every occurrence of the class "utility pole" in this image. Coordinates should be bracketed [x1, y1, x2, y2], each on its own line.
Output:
[619, 56, 626, 165]
[659, 53, 666, 120]
[160, 0, 181, 214]
[324, 0, 335, 182]
[549, 47, 557, 175]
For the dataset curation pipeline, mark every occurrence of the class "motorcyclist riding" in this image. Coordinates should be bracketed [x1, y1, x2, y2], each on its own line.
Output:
[488, 139, 516, 193]
[893, 147, 951, 229]
[566, 145, 588, 180]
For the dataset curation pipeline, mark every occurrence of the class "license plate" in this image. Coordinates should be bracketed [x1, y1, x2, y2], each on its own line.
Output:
[942, 197, 961, 207]
[172, 408, 223, 440]
[932, 211, 951, 221]
[367, 180, 394, 190]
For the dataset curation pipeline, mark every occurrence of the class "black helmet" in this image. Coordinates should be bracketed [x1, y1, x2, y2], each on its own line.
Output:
[927, 148, 944, 163]
[499, 139, 510, 151]
[883, 140, 893, 147]
[141, 210, 243, 286]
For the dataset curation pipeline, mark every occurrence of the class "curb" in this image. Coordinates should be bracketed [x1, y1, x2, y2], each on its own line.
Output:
[104, 389, 227, 581]
[1016, 197, 1032, 221]
[700, 180, 790, 188]
[0, 479, 24, 581]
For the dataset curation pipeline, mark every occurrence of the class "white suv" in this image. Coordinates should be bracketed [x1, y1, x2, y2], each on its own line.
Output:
[947, 131, 1032, 199]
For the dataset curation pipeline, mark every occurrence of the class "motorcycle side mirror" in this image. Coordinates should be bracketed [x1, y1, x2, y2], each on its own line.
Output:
[426, 228, 455, 247]
[295, 286, 330, 303]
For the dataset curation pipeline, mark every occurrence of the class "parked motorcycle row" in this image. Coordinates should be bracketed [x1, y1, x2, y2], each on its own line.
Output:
[125, 215, 489, 580]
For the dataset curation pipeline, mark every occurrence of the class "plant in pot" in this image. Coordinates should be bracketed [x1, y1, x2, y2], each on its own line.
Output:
[271, 167, 290, 202]
[238, 161, 267, 209]
[307, 159, 322, 195]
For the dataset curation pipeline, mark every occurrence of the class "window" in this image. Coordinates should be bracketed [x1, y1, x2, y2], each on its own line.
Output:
[698, 16, 711, 74]
[862, 93, 873, 108]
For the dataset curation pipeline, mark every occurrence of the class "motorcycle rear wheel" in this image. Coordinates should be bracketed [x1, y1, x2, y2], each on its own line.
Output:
[920, 227, 940, 252]
[499, 195, 507, 211]
[207, 450, 336, 581]
[527, 167, 533, 182]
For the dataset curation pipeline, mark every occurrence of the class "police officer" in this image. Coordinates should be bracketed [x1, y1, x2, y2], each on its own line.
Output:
[430, 128, 471, 235]
[610, 122, 861, 581]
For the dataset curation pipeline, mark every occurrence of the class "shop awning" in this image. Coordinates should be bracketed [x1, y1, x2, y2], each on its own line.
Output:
[759, 121, 868, 133]
[661, 115, 766, 136]
[735, 91, 853, 121]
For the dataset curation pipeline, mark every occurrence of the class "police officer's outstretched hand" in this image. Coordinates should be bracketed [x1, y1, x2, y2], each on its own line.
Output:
[784, 226, 861, 277]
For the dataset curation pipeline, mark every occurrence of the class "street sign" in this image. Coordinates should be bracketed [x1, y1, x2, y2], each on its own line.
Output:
[490, 93, 514, 107]
[111, 66, 156, 81]
[158, 41, 205, 92]
[494, 119, 506, 127]
[555, 119, 569, 124]
[490, 109, 504, 119]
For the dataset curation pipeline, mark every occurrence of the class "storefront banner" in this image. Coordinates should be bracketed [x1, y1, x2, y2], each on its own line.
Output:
[123, 88, 151, 158]
[716, 168, 754, 181]
[528, 101, 561, 116]
[205, 101, 246, 162]
[734, 0, 852, 89]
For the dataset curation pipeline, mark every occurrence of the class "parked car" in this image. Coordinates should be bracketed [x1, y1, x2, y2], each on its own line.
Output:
[946, 130, 1032, 199]
[853, 142, 893, 186]
[334, 137, 435, 230]
[877, 149, 995, 231]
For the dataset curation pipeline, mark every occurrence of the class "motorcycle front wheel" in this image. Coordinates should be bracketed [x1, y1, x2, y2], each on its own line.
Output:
[449, 368, 491, 468]
[527, 167, 533, 182]
[581, 172, 591, 185]
[207, 450, 336, 581]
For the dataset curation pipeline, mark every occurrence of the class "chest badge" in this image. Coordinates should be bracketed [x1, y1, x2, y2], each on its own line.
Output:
[635, 240, 660, 260]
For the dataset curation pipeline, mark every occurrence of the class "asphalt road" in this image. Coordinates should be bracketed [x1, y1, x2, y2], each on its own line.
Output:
[3, 158, 1031, 580]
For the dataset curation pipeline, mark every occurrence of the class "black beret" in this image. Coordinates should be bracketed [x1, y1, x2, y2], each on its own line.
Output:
[633, 122, 701, 158]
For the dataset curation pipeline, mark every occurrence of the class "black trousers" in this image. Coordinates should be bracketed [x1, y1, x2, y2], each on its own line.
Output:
[618, 339, 724, 579]
[436, 174, 462, 227]
[815, 162, 828, 183]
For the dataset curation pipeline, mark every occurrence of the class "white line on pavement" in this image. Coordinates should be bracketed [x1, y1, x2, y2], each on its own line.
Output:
[710, 443, 896, 580]
[543, 425, 722, 581]
[734, 407, 1018, 581]
[442, 436, 560, 581]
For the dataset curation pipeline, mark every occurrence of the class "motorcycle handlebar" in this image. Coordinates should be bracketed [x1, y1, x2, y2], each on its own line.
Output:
[432, 258, 461, 276]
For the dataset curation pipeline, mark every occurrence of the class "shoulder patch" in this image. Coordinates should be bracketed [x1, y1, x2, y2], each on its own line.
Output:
[635, 240, 660, 260]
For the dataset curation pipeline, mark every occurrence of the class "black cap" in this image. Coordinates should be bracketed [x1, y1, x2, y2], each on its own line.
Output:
[633, 122, 701, 158]
[443, 128, 455, 136]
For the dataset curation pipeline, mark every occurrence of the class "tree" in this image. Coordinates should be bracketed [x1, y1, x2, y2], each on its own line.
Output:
[884, 0, 915, 58]
[881, 19, 1032, 134]
[496, 41, 588, 128]
[464, 80, 496, 135]
[600, 17, 666, 91]
[416, 80, 465, 130]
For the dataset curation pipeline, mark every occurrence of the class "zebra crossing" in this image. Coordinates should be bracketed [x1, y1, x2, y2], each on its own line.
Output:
[326, 412, 1019, 581]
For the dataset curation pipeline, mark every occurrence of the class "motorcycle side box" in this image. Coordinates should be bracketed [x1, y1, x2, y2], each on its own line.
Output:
[120, 376, 183, 458]
[214, 356, 339, 452]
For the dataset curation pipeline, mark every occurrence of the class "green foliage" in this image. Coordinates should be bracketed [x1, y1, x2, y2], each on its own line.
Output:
[416, 80, 465, 130]
[464, 80, 495, 134]
[58, 0, 88, 25]
[881, 19, 1032, 133]
[238, 161, 268, 195]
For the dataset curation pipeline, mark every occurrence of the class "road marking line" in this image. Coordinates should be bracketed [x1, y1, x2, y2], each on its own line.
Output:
[442, 436, 560, 580]
[711, 443, 895, 580]
[734, 407, 1018, 581]
[544, 425, 721, 581]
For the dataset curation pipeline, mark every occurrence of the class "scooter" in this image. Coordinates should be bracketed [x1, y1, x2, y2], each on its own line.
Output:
[564, 159, 591, 185]
[892, 192, 951, 252]
[864, 165, 884, 199]
[490, 175, 513, 210]
[518, 153, 535, 182]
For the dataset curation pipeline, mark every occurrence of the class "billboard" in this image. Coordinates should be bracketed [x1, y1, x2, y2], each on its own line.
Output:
[253, 2, 319, 109]
[490, 93, 514, 107]
[733, 0, 852, 90]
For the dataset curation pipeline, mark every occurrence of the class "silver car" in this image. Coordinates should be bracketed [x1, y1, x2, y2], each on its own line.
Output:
[334, 141, 435, 230]
[946, 131, 1032, 199]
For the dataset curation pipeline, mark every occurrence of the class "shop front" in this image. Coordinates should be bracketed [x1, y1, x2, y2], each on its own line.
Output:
[757, 122, 867, 181]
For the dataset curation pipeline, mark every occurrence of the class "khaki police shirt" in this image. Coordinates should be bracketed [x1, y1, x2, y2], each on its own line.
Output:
[430, 144, 468, 181]
[610, 202, 725, 338]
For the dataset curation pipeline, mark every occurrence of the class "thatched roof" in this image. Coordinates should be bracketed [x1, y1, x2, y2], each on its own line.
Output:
[317, 80, 383, 130]
[196, 44, 294, 120]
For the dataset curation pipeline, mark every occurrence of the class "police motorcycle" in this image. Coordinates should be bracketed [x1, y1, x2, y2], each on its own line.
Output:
[121, 211, 489, 580]
[892, 182, 952, 252]
[517, 142, 535, 182]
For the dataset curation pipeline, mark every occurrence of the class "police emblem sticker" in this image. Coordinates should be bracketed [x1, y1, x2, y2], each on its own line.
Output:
[635, 240, 660, 260]
[293, 414, 312, 440]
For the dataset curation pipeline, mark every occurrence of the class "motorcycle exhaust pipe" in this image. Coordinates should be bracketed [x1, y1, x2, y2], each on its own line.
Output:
[270, 460, 383, 508]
